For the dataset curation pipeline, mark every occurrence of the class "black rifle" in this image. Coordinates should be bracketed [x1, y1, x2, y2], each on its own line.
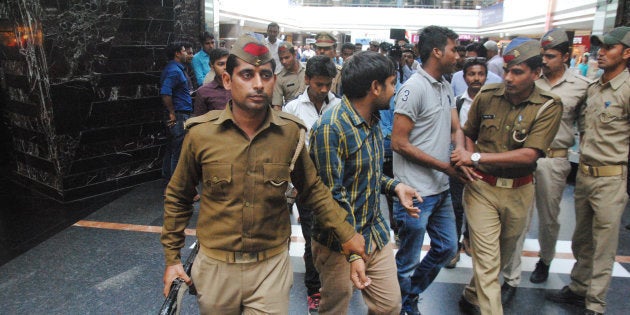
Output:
[158, 241, 199, 315]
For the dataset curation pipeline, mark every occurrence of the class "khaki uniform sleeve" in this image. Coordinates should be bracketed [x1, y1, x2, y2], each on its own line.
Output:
[463, 93, 483, 141]
[160, 132, 200, 266]
[291, 144, 356, 243]
[523, 99, 563, 154]
[272, 79, 284, 106]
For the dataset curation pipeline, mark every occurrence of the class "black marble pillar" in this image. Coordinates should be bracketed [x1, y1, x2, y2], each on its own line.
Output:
[0, 0, 202, 201]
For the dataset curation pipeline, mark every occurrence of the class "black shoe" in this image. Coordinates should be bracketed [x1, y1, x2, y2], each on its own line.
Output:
[530, 259, 550, 283]
[546, 286, 585, 308]
[501, 282, 517, 304]
[584, 309, 603, 315]
[458, 296, 481, 315]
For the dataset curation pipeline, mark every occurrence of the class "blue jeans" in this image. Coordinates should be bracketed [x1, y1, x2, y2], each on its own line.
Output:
[162, 112, 190, 180]
[394, 190, 457, 308]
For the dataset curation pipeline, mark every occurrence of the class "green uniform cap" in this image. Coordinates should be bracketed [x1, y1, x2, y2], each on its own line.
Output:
[541, 29, 569, 49]
[591, 26, 630, 47]
[315, 32, 336, 47]
[503, 37, 541, 68]
[231, 34, 272, 66]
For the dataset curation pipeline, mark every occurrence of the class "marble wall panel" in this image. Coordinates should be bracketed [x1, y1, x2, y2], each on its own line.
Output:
[0, 0, 202, 201]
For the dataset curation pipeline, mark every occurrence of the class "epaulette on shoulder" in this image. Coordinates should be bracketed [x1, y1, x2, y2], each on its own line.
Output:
[277, 111, 307, 130]
[574, 73, 593, 85]
[479, 83, 503, 93]
[184, 110, 221, 130]
[538, 89, 563, 103]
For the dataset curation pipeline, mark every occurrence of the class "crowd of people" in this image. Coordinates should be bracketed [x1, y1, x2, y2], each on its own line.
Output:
[158, 21, 630, 315]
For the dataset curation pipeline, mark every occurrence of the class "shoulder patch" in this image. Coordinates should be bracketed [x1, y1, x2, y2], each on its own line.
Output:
[184, 110, 221, 130]
[277, 111, 307, 130]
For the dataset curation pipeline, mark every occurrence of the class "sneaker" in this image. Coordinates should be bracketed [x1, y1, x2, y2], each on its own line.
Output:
[307, 293, 320, 314]
[401, 294, 420, 315]
[530, 259, 550, 283]
[445, 251, 460, 269]
[545, 286, 585, 308]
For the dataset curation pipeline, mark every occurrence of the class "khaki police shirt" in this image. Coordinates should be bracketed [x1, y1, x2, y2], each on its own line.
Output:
[535, 66, 590, 149]
[463, 83, 563, 178]
[578, 68, 630, 166]
[272, 62, 306, 107]
[161, 104, 356, 266]
[331, 64, 343, 97]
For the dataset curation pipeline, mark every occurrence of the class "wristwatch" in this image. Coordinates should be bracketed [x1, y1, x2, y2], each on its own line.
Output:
[471, 152, 481, 168]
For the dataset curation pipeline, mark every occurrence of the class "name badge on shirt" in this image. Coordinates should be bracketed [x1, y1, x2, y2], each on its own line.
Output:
[481, 114, 495, 119]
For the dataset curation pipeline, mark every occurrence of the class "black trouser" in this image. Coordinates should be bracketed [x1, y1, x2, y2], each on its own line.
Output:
[295, 198, 320, 296]
[449, 177, 468, 248]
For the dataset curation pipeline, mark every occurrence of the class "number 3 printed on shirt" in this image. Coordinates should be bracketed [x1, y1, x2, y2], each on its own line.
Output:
[401, 89, 410, 102]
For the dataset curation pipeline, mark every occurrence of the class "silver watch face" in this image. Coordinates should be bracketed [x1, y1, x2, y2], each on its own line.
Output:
[471, 153, 480, 162]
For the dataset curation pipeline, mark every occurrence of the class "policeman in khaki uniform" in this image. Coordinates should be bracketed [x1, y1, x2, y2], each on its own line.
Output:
[160, 34, 367, 315]
[547, 26, 630, 315]
[271, 42, 306, 110]
[451, 38, 563, 315]
[526, 29, 591, 284]
[313, 32, 343, 96]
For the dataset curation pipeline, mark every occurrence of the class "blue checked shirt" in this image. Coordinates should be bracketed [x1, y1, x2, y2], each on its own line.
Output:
[309, 96, 400, 261]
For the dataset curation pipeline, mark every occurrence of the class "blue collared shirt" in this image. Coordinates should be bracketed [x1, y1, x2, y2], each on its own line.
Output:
[192, 50, 211, 86]
[160, 61, 192, 111]
[310, 96, 400, 259]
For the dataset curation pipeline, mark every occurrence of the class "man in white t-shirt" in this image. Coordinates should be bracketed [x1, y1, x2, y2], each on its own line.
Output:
[265, 22, 283, 74]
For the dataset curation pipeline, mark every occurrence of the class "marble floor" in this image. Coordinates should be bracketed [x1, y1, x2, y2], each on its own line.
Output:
[1, 178, 629, 314]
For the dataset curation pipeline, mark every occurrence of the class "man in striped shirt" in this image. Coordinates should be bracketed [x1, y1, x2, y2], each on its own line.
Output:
[309, 51, 420, 315]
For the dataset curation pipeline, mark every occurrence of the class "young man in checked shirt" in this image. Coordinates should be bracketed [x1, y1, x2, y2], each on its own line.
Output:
[309, 51, 420, 315]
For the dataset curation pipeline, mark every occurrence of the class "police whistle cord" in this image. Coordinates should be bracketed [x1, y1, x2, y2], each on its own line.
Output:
[158, 241, 199, 315]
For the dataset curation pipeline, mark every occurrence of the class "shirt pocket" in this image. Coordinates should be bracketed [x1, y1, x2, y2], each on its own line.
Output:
[203, 163, 232, 201]
[599, 105, 626, 124]
[263, 163, 290, 199]
[478, 119, 501, 145]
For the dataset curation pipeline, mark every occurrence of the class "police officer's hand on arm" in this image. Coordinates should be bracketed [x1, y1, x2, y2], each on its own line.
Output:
[163, 263, 193, 297]
[394, 182, 422, 218]
[341, 233, 368, 261]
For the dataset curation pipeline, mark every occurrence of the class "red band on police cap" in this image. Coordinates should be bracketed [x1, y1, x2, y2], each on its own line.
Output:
[243, 43, 269, 56]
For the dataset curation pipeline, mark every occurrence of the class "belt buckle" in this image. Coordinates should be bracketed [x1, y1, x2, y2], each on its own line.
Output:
[496, 177, 514, 188]
[234, 251, 258, 263]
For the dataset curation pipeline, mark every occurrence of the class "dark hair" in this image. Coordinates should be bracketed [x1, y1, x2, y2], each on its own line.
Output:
[342, 42, 355, 51]
[165, 42, 185, 59]
[342, 51, 396, 99]
[465, 42, 488, 58]
[209, 48, 229, 65]
[305, 55, 337, 79]
[522, 55, 543, 71]
[267, 22, 279, 30]
[462, 58, 488, 75]
[226, 54, 276, 76]
[417, 25, 459, 63]
[456, 45, 466, 53]
[199, 31, 214, 43]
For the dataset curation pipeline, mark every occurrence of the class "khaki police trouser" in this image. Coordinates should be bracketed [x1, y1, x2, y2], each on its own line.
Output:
[462, 179, 534, 315]
[570, 166, 628, 314]
[312, 240, 401, 315]
[501, 156, 572, 285]
[191, 249, 292, 315]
